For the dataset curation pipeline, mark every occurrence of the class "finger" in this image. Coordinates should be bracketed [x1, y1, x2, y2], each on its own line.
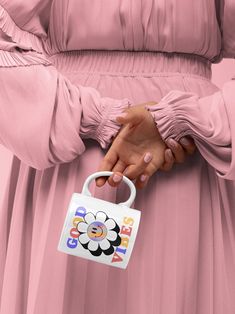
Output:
[95, 151, 118, 187]
[160, 149, 175, 172]
[179, 137, 196, 155]
[166, 138, 185, 163]
[107, 160, 127, 187]
[135, 153, 166, 189]
[116, 108, 143, 126]
[135, 158, 160, 189]
[120, 152, 153, 181]
[134, 161, 157, 189]
[108, 171, 124, 187]
[135, 174, 150, 190]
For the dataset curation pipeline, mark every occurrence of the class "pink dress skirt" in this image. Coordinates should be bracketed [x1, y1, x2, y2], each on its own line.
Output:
[1, 49, 234, 314]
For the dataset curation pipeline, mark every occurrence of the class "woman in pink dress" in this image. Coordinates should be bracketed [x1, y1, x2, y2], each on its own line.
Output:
[0, 0, 235, 313]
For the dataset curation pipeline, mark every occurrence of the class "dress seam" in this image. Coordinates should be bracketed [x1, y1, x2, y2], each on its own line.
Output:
[46, 48, 216, 63]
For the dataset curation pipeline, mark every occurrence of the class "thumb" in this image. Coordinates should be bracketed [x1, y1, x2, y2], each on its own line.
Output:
[116, 109, 143, 125]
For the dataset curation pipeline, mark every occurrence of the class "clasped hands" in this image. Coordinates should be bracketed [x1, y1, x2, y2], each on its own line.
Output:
[95, 101, 196, 189]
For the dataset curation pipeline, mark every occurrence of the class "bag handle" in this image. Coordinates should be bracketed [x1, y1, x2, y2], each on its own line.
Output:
[81, 171, 136, 208]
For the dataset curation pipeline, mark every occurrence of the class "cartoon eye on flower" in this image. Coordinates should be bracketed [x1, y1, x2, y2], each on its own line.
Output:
[77, 211, 121, 256]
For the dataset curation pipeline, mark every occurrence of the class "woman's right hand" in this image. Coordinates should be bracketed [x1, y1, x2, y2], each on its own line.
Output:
[96, 103, 167, 189]
[114, 100, 196, 173]
[96, 102, 196, 189]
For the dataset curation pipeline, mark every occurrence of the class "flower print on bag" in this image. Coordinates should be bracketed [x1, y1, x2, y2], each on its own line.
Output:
[77, 211, 122, 256]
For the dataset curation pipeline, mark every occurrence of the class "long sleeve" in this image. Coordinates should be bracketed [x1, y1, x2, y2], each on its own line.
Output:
[220, 0, 235, 58]
[0, 3, 131, 170]
[145, 1, 235, 180]
[145, 86, 234, 180]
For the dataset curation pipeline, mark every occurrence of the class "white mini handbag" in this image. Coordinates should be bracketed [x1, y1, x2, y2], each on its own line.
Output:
[57, 171, 141, 269]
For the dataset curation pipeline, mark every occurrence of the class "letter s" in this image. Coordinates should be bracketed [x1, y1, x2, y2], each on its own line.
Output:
[123, 216, 134, 226]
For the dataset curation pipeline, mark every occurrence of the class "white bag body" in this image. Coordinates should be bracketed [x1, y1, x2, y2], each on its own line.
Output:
[58, 171, 141, 269]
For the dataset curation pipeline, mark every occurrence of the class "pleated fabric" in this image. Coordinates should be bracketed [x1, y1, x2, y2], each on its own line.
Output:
[0, 0, 235, 314]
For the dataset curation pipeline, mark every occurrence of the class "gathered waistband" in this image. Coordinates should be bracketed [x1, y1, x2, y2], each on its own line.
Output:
[48, 50, 212, 80]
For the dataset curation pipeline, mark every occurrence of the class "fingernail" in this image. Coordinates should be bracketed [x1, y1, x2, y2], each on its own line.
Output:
[118, 112, 128, 119]
[113, 174, 122, 182]
[123, 168, 128, 176]
[180, 137, 191, 146]
[144, 152, 152, 163]
[166, 150, 174, 161]
[140, 174, 147, 182]
[167, 138, 177, 149]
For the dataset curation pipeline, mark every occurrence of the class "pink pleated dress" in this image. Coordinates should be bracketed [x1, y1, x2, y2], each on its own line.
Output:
[0, 1, 235, 313]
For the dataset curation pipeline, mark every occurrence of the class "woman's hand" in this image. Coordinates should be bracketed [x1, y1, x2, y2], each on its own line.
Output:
[160, 136, 196, 171]
[114, 102, 196, 173]
[96, 103, 166, 189]
[95, 101, 196, 189]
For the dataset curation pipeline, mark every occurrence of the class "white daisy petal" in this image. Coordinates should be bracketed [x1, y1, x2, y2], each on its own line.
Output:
[77, 222, 88, 233]
[100, 238, 111, 250]
[104, 218, 116, 230]
[95, 211, 107, 223]
[79, 233, 90, 244]
[88, 240, 99, 251]
[84, 212, 95, 225]
[106, 230, 118, 241]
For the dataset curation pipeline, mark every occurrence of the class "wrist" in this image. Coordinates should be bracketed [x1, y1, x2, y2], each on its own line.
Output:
[95, 98, 132, 149]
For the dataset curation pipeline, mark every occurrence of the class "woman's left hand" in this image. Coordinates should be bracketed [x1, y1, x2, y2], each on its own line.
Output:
[160, 136, 196, 171]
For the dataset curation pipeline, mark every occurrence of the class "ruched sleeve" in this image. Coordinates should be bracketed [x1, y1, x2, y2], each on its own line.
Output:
[145, 0, 235, 180]
[219, 0, 235, 58]
[0, 3, 131, 170]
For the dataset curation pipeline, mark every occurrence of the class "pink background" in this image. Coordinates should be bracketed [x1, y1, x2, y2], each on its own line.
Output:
[0, 59, 234, 206]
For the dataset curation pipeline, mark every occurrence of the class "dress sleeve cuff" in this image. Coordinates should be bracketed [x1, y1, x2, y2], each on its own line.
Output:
[80, 97, 132, 149]
[145, 90, 198, 142]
